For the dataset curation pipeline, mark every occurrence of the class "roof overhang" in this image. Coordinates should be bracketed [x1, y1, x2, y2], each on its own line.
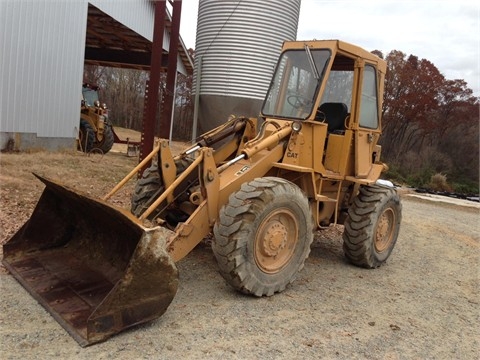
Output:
[84, 3, 193, 74]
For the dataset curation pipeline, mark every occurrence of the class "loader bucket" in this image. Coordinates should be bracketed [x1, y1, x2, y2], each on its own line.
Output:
[2, 174, 179, 346]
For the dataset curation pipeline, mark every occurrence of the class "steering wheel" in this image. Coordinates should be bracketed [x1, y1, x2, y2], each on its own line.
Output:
[315, 109, 326, 122]
[287, 95, 311, 109]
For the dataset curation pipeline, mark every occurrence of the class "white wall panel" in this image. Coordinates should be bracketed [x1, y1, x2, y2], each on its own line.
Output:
[0, 0, 88, 140]
[90, 0, 155, 42]
[0, 0, 190, 150]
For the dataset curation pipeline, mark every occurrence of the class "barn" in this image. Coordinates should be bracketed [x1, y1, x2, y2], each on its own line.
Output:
[0, 0, 193, 152]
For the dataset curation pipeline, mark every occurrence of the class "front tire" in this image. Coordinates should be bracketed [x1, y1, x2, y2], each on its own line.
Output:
[130, 158, 195, 218]
[212, 177, 314, 297]
[343, 185, 402, 268]
[95, 124, 114, 154]
[131, 165, 164, 218]
[78, 119, 95, 152]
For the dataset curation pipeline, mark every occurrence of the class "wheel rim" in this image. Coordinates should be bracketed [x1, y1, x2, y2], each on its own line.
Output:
[374, 207, 396, 253]
[254, 208, 298, 274]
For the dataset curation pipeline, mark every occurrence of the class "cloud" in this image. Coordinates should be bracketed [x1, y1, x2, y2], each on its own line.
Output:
[179, 0, 479, 96]
[298, 0, 480, 95]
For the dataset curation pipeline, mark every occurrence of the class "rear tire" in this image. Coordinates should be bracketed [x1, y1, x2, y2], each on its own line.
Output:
[343, 185, 402, 268]
[212, 177, 314, 297]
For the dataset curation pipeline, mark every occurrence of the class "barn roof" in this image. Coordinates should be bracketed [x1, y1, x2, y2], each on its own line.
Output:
[84, 2, 193, 74]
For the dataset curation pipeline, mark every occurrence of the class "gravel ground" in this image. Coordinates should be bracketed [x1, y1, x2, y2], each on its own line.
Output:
[0, 151, 479, 359]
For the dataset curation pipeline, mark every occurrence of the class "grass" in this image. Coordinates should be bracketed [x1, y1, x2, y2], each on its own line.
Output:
[0, 127, 193, 244]
[0, 146, 138, 244]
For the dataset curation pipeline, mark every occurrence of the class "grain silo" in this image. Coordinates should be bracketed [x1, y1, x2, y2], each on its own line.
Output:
[193, 0, 301, 134]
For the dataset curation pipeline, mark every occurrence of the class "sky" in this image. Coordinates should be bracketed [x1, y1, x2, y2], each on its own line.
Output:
[179, 0, 480, 97]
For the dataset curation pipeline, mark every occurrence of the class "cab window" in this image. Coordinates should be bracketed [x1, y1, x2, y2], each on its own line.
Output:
[262, 49, 330, 119]
[359, 65, 379, 129]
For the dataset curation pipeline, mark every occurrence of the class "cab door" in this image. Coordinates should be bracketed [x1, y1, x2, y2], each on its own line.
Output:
[355, 64, 381, 177]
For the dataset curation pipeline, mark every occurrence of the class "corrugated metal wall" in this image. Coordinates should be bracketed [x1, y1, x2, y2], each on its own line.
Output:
[90, 0, 154, 42]
[0, 0, 188, 151]
[194, 0, 301, 99]
[0, 0, 88, 148]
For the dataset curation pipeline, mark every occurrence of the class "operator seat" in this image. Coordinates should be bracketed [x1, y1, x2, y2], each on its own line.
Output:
[316, 102, 348, 133]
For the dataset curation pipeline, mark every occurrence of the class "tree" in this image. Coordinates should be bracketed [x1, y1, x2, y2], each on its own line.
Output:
[380, 50, 479, 192]
[381, 51, 445, 160]
[172, 73, 194, 140]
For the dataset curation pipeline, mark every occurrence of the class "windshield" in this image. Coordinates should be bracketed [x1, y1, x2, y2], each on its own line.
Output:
[82, 87, 99, 106]
[262, 49, 331, 119]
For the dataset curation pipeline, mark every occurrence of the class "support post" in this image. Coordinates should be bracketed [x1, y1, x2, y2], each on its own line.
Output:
[192, 55, 202, 141]
[140, 0, 167, 164]
[159, 0, 182, 140]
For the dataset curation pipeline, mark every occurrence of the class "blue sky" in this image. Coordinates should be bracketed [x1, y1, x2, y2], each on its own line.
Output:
[179, 0, 480, 96]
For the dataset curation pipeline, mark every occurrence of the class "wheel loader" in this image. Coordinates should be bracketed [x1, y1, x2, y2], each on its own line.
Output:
[2, 40, 402, 346]
[79, 84, 115, 153]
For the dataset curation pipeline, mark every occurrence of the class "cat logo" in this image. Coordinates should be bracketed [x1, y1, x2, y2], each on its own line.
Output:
[235, 165, 250, 176]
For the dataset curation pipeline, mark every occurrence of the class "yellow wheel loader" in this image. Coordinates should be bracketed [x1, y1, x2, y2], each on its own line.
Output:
[79, 84, 115, 153]
[2, 40, 402, 346]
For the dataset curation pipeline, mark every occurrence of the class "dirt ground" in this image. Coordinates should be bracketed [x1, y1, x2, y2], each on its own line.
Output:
[0, 142, 478, 359]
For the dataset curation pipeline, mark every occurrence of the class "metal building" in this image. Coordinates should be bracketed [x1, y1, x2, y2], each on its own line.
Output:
[0, 0, 193, 152]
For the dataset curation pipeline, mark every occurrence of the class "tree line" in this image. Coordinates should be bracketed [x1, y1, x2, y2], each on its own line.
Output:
[374, 50, 479, 194]
[83, 49, 479, 194]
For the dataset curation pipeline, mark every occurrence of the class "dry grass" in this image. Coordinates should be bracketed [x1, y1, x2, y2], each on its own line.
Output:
[0, 150, 139, 244]
[112, 127, 142, 142]
[428, 173, 451, 192]
[0, 127, 192, 245]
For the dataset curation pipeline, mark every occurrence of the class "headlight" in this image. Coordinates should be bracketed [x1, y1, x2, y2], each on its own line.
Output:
[291, 121, 302, 132]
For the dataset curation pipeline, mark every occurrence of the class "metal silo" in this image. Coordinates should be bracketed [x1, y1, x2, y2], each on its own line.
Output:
[193, 0, 301, 134]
